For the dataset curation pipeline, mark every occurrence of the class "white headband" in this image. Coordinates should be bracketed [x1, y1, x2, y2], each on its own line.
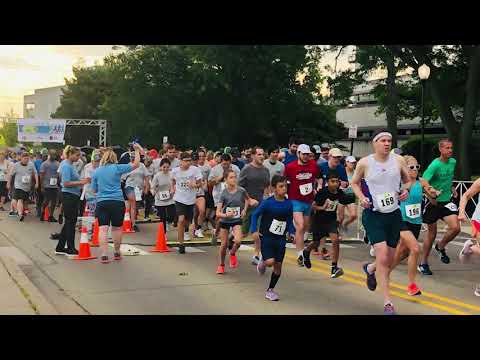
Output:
[373, 132, 392, 143]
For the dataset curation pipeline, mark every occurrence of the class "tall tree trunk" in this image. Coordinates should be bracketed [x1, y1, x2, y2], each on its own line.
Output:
[385, 55, 399, 148]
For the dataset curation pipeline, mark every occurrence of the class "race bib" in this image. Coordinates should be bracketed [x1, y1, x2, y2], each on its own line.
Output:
[134, 187, 143, 201]
[299, 182, 313, 196]
[325, 199, 338, 212]
[49, 177, 57, 186]
[444, 202, 458, 212]
[405, 203, 421, 219]
[376, 192, 397, 212]
[158, 191, 170, 201]
[226, 207, 241, 219]
[269, 219, 287, 236]
[179, 181, 189, 190]
[21, 175, 30, 184]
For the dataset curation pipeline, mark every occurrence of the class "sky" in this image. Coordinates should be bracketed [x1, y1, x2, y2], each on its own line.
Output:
[0, 45, 118, 117]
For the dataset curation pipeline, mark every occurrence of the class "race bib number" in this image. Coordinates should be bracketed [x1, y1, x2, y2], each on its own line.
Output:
[269, 219, 287, 236]
[21, 175, 30, 184]
[405, 203, 421, 219]
[226, 207, 241, 219]
[134, 187, 143, 201]
[376, 192, 397, 212]
[179, 181, 189, 190]
[325, 199, 338, 212]
[49, 178, 57, 186]
[158, 191, 170, 201]
[444, 202, 458, 212]
[299, 182, 313, 196]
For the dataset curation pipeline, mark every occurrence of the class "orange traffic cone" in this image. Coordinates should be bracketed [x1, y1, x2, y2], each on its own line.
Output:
[90, 218, 100, 247]
[122, 207, 135, 233]
[73, 226, 97, 260]
[151, 222, 171, 253]
[43, 207, 50, 221]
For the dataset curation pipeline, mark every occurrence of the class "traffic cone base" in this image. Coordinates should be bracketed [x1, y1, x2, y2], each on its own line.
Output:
[151, 222, 171, 253]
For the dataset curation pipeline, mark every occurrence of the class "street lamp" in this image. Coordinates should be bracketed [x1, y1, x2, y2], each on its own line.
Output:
[418, 64, 430, 170]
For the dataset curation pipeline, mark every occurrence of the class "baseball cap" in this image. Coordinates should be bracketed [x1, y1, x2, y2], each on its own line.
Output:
[329, 148, 343, 157]
[391, 148, 403, 155]
[297, 144, 312, 154]
[312, 145, 321, 154]
[346, 156, 357, 163]
[320, 143, 331, 150]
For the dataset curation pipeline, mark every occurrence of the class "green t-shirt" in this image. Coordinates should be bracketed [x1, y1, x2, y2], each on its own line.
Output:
[422, 158, 456, 202]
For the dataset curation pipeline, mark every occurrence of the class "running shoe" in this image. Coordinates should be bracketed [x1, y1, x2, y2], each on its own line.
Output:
[133, 224, 140, 232]
[178, 245, 186, 254]
[303, 249, 312, 269]
[320, 248, 331, 260]
[229, 254, 238, 268]
[363, 263, 377, 291]
[407, 283, 422, 296]
[55, 248, 68, 255]
[19, 215, 25, 222]
[434, 244, 450, 264]
[417, 263, 433, 275]
[195, 229, 205, 238]
[265, 289, 279, 301]
[384, 303, 396, 315]
[66, 248, 79, 256]
[475, 284, 480, 297]
[216, 265, 225, 274]
[8, 211, 17, 217]
[184, 232, 191, 241]
[257, 260, 266, 275]
[114, 252, 122, 261]
[331, 266, 344, 278]
[297, 254, 304, 267]
[101, 256, 110, 264]
[459, 239, 474, 258]
[251, 255, 260, 265]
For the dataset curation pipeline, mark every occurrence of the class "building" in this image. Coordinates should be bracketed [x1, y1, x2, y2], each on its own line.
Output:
[23, 85, 66, 119]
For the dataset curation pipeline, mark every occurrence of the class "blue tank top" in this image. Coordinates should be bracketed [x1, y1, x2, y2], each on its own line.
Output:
[400, 180, 423, 225]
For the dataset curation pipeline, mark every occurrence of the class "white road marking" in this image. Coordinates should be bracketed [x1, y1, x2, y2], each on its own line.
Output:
[238, 245, 254, 251]
[184, 247, 206, 253]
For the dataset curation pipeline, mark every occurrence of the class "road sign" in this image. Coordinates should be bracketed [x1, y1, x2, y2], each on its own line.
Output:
[348, 125, 358, 139]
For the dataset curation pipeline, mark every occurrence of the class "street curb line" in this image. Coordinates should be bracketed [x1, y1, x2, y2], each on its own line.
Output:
[0, 254, 58, 315]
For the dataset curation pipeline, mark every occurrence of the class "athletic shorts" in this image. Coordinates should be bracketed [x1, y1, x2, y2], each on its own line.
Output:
[220, 220, 243, 230]
[0, 181, 7, 198]
[124, 186, 136, 199]
[312, 220, 338, 242]
[43, 188, 58, 203]
[175, 201, 194, 222]
[13, 188, 29, 201]
[399, 221, 422, 239]
[291, 200, 312, 216]
[96, 200, 125, 227]
[341, 193, 356, 205]
[423, 201, 459, 224]
[362, 208, 401, 248]
[241, 206, 261, 234]
[260, 235, 286, 263]
[206, 192, 215, 209]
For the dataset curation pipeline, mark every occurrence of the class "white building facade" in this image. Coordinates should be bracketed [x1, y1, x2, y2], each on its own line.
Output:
[23, 85, 65, 119]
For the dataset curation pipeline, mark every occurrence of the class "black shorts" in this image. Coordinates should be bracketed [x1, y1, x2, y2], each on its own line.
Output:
[423, 201, 459, 224]
[206, 192, 215, 209]
[96, 200, 126, 227]
[400, 221, 422, 239]
[155, 204, 176, 223]
[121, 182, 128, 201]
[220, 220, 243, 230]
[341, 193, 356, 205]
[175, 201, 195, 222]
[312, 220, 338, 242]
[260, 235, 286, 262]
[13, 189, 29, 201]
[43, 188, 58, 203]
[0, 181, 7, 198]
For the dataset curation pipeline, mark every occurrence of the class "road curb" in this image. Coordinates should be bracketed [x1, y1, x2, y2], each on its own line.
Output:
[0, 253, 58, 315]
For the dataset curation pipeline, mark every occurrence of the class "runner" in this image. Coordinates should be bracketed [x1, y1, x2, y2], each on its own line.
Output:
[80, 150, 100, 221]
[283, 138, 299, 165]
[151, 158, 175, 231]
[171, 152, 203, 254]
[231, 148, 245, 170]
[250, 175, 295, 301]
[39, 149, 60, 222]
[7, 151, 38, 222]
[0, 150, 12, 211]
[351, 130, 411, 315]
[193, 150, 210, 238]
[263, 147, 285, 185]
[215, 170, 249, 274]
[284, 144, 320, 266]
[418, 139, 460, 275]
[33, 151, 45, 218]
[166, 145, 181, 169]
[303, 171, 348, 277]
[91, 144, 142, 263]
[239, 146, 270, 265]
[317, 144, 330, 165]
[337, 155, 358, 230]
[143, 155, 156, 221]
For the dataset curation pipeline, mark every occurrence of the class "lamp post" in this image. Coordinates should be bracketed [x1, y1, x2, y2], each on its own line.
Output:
[418, 64, 430, 170]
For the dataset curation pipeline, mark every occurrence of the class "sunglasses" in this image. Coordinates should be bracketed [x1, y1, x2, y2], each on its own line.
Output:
[408, 164, 421, 170]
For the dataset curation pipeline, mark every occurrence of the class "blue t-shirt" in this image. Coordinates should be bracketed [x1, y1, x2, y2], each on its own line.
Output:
[400, 180, 423, 225]
[232, 159, 245, 170]
[249, 196, 296, 239]
[283, 150, 298, 166]
[60, 161, 82, 196]
[319, 162, 348, 186]
[91, 163, 133, 203]
[34, 159, 43, 173]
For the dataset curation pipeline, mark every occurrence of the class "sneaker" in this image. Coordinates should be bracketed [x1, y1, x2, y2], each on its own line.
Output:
[58, 214, 63, 224]
[331, 266, 344, 278]
[384, 303, 396, 315]
[133, 224, 140, 232]
[66, 248, 79, 256]
[19, 215, 25, 222]
[8, 211, 17, 217]
[101, 255, 110, 264]
[184, 232, 191, 241]
[229, 254, 238, 268]
[320, 248, 331, 260]
[178, 245, 186, 254]
[55, 248, 68, 255]
[195, 229, 205, 238]
[459, 239, 474, 258]
[50, 232, 61, 240]
[216, 265, 225, 274]
[265, 289, 280, 301]
[434, 244, 450, 264]
[48, 216, 58, 223]
[297, 254, 304, 267]
[407, 283, 422, 296]
[363, 263, 377, 291]
[251, 255, 260, 265]
[114, 252, 122, 261]
[474, 285, 480, 297]
[417, 263, 433, 275]
[257, 260, 266, 275]
[303, 249, 312, 269]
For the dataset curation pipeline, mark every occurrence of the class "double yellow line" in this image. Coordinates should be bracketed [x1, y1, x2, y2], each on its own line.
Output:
[283, 253, 480, 315]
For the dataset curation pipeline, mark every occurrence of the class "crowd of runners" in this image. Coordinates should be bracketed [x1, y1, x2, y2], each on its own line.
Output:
[1, 130, 480, 314]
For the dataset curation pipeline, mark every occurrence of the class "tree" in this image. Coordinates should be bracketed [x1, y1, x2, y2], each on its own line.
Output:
[0, 109, 20, 146]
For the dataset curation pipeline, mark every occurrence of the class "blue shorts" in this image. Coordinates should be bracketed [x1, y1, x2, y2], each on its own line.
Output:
[291, 200, 312, 216]
[260, 235, 286, 262]
[124, 186, 135, 200]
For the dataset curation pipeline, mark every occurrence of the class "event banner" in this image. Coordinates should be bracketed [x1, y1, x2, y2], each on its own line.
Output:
[17, 119, 66, 143]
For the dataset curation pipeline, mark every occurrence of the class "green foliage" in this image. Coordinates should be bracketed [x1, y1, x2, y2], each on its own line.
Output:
[400, 135, 439, 165]
[0, 109, 20, 147]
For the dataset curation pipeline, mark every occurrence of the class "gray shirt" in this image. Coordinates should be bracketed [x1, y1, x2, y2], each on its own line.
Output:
[12, 161, 37, 192]
[219, 186, 248, 224]
[238, 163, 270, 202]
[208, 164, 241, 205]
[172, 166, 203, 205]
[151, 171, 174, 206]
[263, 159, 285, 181]
[196, 162, 211, 196]
[124, 163, 149, 189]
[40, 160, 60, 189]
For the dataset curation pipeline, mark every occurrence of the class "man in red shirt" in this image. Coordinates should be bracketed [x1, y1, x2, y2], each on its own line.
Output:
[284, 144, 320, 266]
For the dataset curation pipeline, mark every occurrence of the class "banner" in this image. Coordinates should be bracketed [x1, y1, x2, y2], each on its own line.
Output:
[17, 119, 66, 143]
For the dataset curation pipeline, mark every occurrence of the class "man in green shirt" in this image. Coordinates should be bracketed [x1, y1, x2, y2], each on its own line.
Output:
[418, 139, 460, 275]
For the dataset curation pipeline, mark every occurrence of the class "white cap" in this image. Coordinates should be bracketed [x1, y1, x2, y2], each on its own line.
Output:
[346, 156, 357, 163]
[328, 148, 343, 157]
[312, 145, 321, 154]
[297, 144, 312, 154]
